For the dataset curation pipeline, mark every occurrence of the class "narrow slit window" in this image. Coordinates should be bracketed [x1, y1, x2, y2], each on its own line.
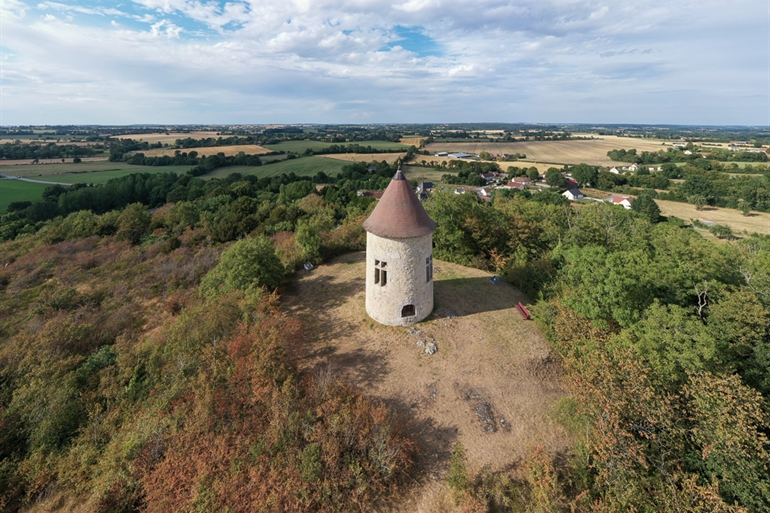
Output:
[426, 255, 433, 283]
[374, 260, 387, 287]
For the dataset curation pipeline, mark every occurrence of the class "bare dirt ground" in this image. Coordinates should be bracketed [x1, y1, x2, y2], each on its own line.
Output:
[134, 144, 271, 157]
[317, 153, 406, 164]
[113, 131, 221, 143]
[282, 253, 571, 512]
[425, 135, 667, 166]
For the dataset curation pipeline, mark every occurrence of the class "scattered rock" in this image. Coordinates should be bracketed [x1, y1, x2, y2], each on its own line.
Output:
[474, 402, 497, 433]
[409, 328, 422, 336]
[444, 310, 456, 319]
[416, 339, 426, 347]
[457, 385, 499, 433]
[426, 382, 438, 401]
[425, 341, 438, 355]
[499, 417, 511, 433]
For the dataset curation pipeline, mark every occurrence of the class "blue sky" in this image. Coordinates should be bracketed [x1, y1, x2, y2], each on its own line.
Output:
[1, 0, 768, 125]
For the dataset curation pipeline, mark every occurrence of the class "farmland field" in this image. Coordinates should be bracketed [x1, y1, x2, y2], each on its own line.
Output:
[316, 152, 405, 164]
[0, 157, 108, 166]
[401, 164, 454, 183]
[203, 156, 349, 180]
[656, 199, 770, 236]
[263, 140, 409, 153]
[0, 161, 192, 182]
[113, 131, 221, 143]
[424, 135, 668, 166]
[399, 137, 426, 146]
[135, 144, 271, 157]
[0, 180, 54, 212]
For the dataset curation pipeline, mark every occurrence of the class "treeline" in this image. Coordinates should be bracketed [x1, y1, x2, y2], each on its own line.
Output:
[423, 192, 770, 512]
[0, 160, 399, 241]
[0, 142, 103, 160]
[594, 162, 770, 213]
[303, 143, 411, 156]
[608, 147, 768, 164]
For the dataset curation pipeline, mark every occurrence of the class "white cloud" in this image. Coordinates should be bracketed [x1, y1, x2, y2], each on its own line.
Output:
[0, 0, 766, 124]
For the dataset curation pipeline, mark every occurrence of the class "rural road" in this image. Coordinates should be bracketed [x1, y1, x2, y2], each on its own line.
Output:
[0, 174, 71, 186]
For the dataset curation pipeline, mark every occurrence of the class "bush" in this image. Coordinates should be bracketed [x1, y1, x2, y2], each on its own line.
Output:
[199, 236, 284, 298]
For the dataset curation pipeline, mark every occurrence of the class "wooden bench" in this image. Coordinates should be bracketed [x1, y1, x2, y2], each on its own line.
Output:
[516, 302, 531, 320]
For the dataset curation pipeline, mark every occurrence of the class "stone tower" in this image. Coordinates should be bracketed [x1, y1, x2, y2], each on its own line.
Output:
[362, 170, 437, 326]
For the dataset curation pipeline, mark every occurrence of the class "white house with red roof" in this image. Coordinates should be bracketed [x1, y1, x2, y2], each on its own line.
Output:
[606, 194, 633, 209]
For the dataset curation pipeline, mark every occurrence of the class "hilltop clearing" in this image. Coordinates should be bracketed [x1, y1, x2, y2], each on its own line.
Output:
[283, 252, 571, 511]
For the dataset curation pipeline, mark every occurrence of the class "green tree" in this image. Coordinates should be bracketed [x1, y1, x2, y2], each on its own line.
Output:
[631, 191, 661, 223]
[115, 203, 151, 244]
[571, 163, 598, 187]
[545, 168, 566, 188]
[199, 236, 285, 298]
[526, 167, 540, 181]
[295, 219, 321, 262]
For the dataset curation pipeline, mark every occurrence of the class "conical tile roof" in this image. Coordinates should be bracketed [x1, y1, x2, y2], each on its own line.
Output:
[363, 170, 437, 238]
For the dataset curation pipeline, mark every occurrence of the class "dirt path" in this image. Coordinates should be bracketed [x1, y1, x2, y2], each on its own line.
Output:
[282, 252, 571, 511]
[0, 173, 71, 186]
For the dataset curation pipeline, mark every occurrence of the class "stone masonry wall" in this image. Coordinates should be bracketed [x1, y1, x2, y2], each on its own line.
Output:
[366, 232, 433, 326]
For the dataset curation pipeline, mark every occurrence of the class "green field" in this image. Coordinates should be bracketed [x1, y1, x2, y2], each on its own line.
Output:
[204, 156, 350, 180]
[1, 162, 192, 184]
[263, 140, 408, 153]
[0, 180, 53, 212]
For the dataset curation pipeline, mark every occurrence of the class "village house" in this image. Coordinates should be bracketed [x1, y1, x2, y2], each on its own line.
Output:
[609, 166, 621, 174]
[562, 188, 585, 200]
[606, 194, 632, 209]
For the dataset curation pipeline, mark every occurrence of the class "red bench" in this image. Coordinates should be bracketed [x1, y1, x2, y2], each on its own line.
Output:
[516, 302, 531, 320]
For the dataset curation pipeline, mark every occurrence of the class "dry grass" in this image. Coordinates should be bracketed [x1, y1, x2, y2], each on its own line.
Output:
[113, 131, 221, 143]
[135, 144, 271, 157]
[425, 135, 668, 166]
[282, 253, 571, 512]
[656, 199, 770, 235]
[400, 137, 427, 147]
[316, 153, 406, 164]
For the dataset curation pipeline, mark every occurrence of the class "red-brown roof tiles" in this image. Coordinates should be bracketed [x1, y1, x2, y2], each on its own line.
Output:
[362, 170, 437, 238]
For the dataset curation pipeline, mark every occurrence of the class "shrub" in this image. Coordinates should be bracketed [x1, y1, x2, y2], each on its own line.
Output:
[199, 236, 284, 298]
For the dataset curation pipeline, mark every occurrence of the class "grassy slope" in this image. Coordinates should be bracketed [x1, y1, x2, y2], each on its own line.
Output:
[203, 156, 350, 180]
[0, 180, 52, 211]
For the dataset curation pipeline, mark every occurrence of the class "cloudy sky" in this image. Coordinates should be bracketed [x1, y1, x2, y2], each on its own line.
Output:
[1, 0, 768, 125]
